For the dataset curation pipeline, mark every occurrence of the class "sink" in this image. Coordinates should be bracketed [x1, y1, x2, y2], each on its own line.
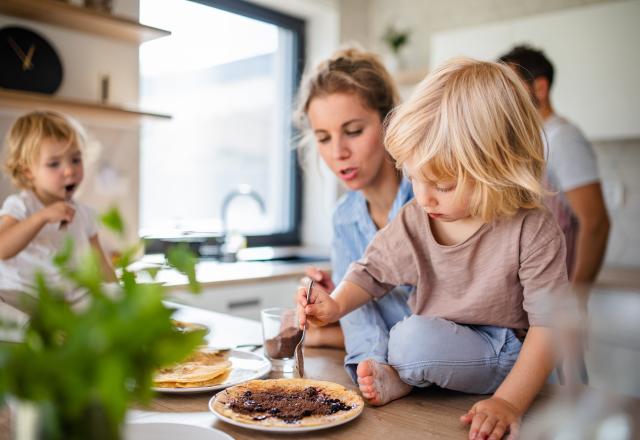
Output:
[143, 233, 225, 259]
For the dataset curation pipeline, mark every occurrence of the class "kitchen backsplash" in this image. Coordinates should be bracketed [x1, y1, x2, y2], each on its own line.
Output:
[593, 138, 640, 267]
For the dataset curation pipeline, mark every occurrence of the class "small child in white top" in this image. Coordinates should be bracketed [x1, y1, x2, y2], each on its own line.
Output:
[0, 111, 115, 295]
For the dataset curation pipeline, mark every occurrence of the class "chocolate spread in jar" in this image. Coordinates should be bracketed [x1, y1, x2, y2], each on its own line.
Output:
[228, 386, 352, 423]
[264, 326, 302, 359]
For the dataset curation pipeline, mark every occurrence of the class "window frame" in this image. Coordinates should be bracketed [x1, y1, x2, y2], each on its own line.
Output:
[145, 0, 306, 248]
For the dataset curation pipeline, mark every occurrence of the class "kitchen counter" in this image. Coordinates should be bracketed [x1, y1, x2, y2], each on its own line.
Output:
[3, 302, 638, 438]
[5, 301, 551, 438]
[134, 302, 555, 439]
[130, 252, 331, 320]
[132, 252, 331, 289]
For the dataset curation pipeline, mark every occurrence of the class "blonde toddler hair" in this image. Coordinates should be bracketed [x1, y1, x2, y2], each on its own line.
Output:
[385, 57, 547, 222]
[3, 111, 85, 190]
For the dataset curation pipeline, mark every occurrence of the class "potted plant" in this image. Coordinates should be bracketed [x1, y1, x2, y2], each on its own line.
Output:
[382, 25, 411, 72]
[0, 209, 204, 440]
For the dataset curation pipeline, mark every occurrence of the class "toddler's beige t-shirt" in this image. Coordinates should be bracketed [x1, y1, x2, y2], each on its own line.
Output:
[344, 200, 568, 330]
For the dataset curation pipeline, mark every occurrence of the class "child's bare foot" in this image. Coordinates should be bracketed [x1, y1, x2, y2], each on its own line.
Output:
[356, 359, 412, 406]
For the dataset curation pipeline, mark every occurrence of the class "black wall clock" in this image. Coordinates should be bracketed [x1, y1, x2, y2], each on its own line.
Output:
[0, 26, 64, 94]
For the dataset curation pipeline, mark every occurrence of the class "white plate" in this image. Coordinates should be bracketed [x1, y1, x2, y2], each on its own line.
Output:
[124, 422, 233, 440]
[209, 395, 363, 433]
[153, 350, 270, 394]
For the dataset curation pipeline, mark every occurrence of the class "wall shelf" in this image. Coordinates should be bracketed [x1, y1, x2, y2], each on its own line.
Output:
[0, 89, 171, 121]
[0, 0, 170, 44]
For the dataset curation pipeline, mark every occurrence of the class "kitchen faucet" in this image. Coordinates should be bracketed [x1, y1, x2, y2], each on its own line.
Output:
[220, 184, 266, 260]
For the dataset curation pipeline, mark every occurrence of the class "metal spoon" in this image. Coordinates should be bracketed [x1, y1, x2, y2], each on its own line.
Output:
[294, 279, 314, 377]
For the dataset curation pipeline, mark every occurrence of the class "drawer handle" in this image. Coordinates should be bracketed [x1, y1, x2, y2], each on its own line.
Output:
[227, 298, 261, 310]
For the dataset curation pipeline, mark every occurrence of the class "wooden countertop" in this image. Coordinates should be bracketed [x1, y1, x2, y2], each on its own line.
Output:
[6, 303, 515, 439]
[133, 303, 553, 439]
[144, 348, 508, 440]
[3, 302, 639, 438]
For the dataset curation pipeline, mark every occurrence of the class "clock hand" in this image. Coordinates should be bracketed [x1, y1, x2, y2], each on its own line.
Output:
[7, 37, 28, 63]
[23, 44, 36, 70]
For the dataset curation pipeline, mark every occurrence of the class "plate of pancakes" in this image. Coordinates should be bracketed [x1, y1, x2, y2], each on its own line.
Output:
[153, 348, 270, 393]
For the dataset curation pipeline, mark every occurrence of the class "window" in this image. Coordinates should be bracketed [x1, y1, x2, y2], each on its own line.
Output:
[139, 0, 304, 247]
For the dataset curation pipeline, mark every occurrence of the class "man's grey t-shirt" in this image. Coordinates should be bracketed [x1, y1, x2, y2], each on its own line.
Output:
[543, 114, 600, 275]
[544, 114, 599, 192]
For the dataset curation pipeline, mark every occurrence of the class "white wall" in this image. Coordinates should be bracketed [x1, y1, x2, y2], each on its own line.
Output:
[344, 0, 624, 69]
[431, 0, 640, 141]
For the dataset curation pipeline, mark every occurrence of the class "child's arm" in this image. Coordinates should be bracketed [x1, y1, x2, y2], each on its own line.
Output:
[304, 266, 335, 292]
[296, 280, 372, 328]
[297, 204, 419, 328]
[0, 202, 75, 259]
[89, 235, 117, 283]
[460, 326, 555, 440]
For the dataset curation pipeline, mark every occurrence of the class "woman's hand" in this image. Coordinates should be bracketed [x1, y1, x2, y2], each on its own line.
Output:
[296, 283, 341, 329]
[460, 396, 521, 440]
[302, 266, 335, 292]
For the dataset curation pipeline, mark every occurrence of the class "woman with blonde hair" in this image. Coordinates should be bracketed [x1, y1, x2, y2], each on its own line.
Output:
[298, 58, 568, 440]
[295, 47, 414, 381]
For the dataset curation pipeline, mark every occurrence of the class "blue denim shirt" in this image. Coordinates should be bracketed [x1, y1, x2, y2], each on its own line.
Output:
[330, 177, 414, 285]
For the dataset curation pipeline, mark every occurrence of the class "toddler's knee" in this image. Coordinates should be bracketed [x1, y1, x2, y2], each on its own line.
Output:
[387, 315, 451, 366]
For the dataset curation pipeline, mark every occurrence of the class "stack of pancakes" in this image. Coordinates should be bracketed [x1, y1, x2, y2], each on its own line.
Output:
[154, 350, 232, 388]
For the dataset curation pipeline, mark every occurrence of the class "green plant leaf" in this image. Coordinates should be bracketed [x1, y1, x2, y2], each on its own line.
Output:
[53, 238, 74, 268]
[383, 25, 410, 54]
[166, 244, 201, 293]
[99, 207, 125, 236]
[114, 241, 143, 270]
[145, 267, 161, 279]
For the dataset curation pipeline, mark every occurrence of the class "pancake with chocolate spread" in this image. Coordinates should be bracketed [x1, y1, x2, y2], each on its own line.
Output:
[212, 378, 364, 428]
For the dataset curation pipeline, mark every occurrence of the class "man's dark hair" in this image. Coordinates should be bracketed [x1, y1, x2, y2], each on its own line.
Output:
[499, 45, 555, 87]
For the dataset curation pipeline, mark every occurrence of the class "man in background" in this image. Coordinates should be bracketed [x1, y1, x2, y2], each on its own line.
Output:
[500, 45, 610, 284]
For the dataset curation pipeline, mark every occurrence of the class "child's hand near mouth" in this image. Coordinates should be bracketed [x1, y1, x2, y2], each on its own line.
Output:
[38, 200, 75, 230]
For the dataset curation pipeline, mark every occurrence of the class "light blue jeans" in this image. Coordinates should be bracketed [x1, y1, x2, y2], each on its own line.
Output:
[341, 293, 523, 394]
[341, 287, 412, 381]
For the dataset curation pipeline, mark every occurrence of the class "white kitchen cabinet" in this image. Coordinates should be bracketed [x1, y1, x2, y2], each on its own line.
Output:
[166, 277, 301, 321]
